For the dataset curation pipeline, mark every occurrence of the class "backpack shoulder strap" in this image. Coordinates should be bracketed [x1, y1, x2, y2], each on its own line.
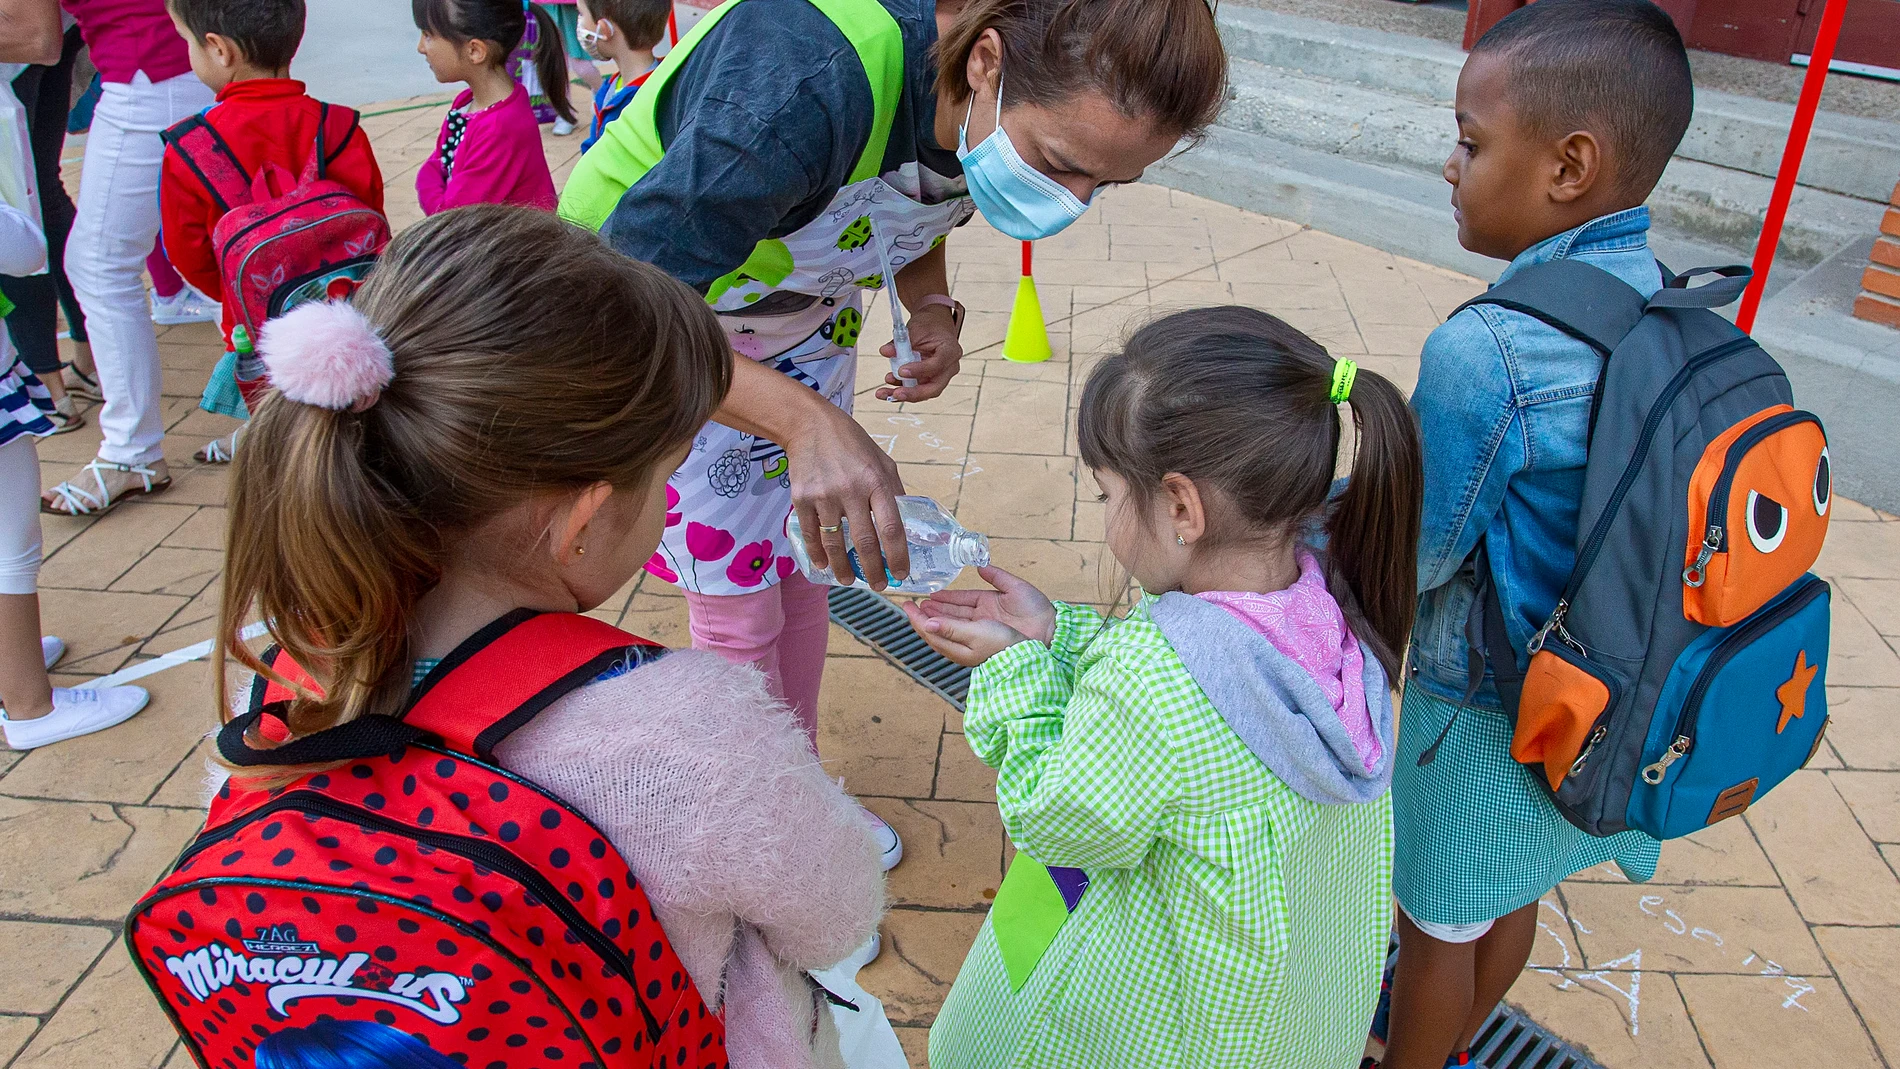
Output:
[1452, 258, 1651, 357]
[306, 102, 363, 182]
[219, 613, 660, 768]
[402, 610, 662, 762]
[161, 112, 252, 214]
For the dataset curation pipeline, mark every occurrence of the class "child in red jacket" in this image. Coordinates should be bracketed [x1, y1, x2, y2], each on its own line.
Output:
[160, 0, 384, 463]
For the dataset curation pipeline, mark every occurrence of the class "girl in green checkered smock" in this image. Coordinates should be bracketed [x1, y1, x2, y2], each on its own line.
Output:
[903, 308, 1425, 1069]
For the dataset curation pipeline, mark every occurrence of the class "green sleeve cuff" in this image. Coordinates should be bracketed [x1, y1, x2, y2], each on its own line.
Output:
[1048, 602, 1104, 670]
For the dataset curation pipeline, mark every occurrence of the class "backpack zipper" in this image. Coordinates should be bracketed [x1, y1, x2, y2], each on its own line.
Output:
[1638, 574, 1825, 785]
[218, 190, 363, 253]
[1683, 411, 1822, 586]
[1536, 337, 1758, 646]
[178, 790, 666, 1043]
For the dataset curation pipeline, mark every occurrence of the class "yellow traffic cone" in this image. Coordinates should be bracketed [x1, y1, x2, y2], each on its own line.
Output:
[1003, 240, 1052, 363]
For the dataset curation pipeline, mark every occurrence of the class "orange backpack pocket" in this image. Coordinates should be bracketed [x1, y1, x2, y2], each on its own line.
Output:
[1514, 643, 1621, 792]
[1682, 406, 1830, 627]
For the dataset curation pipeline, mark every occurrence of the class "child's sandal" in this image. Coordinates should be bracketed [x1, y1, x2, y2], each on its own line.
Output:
[60, 361, 102, 402]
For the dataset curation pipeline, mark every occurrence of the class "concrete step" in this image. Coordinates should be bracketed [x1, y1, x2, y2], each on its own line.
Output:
[1198, 21, 1889, 271]
[1147, 122, 1757, 283]
[1217, 6, 1900, 204]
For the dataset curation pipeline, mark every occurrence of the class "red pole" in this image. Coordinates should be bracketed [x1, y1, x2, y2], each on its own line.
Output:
[1737, 0, 1848, 332]
[1021, 240, 1033, 278]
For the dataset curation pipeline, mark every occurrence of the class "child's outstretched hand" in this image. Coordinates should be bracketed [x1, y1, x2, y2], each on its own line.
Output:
[901, 567, 1057, 667]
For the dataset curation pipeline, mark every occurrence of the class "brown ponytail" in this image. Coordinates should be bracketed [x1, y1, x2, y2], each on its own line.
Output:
[1325, 362, 1423, 676]
[1076, 306, 1424, 679]
[936, 0, 1228, 137]
[216, 206, 730, 775]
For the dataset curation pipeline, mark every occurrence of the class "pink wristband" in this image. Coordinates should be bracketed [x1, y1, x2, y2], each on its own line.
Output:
[915, 293, 965, 332]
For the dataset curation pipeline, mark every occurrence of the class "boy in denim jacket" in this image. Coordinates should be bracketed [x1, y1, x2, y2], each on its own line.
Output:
[1381, 3, 1694, 1067]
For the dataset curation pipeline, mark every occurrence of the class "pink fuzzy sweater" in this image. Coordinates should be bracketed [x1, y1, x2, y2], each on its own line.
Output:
[489, 650, 884, 1069]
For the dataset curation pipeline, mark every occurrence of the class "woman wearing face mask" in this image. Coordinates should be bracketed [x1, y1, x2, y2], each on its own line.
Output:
[560, 0, 1227, 870]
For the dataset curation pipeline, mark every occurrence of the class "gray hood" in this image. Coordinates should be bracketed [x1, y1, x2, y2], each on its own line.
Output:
[1148, 592, 1395, 806]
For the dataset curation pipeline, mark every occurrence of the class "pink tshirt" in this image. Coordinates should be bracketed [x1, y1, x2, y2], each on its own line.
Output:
[1196, 552, 1383, 772]
[416, 84, 558, 216]
[62, 0, 191, 84]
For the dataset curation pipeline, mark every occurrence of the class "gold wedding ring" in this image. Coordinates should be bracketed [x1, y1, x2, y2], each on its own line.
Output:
[818, 523, 843, 533]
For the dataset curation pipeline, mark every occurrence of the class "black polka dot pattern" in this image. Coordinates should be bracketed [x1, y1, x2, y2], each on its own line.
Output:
[125, 629, 722, 1068]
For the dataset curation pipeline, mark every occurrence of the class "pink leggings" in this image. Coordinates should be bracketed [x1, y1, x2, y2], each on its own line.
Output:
[682, 571, 831, 746]
[147, 238, 182, 299]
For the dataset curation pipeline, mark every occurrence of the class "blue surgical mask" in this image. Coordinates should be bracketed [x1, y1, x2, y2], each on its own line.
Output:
[957, 68, 1090, 241]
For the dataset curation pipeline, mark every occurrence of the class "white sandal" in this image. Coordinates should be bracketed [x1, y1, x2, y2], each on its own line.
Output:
[195, 425, 244, 465]
[40, 459, 172, 517]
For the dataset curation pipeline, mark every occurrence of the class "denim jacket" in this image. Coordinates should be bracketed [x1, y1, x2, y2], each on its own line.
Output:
[1408, 208, 1663, 708]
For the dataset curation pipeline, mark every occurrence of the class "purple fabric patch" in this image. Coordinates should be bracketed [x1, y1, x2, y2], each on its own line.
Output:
[1049, 866, 1089, 912]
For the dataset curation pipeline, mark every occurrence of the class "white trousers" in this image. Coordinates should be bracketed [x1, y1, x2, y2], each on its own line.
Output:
[65, 71, 213, 466]
[0, 435, 43, 595]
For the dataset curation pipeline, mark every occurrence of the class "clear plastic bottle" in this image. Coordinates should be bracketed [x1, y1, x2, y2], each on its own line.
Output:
[786, 496, 990, 595]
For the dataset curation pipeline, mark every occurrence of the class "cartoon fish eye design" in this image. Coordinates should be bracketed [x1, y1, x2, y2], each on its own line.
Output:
[1813, 446, 1831, 516]
[1746, 489, 1789, 554]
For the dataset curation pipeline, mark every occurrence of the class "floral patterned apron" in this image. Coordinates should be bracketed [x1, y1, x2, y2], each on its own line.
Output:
[648, 166, 973, 595]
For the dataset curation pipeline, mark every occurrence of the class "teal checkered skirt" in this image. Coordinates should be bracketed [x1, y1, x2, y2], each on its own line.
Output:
[1392, 688, 1659, 925]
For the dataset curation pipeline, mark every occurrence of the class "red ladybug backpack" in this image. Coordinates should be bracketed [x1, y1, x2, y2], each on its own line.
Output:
[124, 611, 728, 1069]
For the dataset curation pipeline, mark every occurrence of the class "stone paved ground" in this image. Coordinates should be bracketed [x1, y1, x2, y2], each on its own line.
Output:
[2, 94, 1897, 1069]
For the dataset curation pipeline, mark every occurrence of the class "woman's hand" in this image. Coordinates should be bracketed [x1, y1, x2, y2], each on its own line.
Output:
[718, 357, 912, 589]
[876, 303, 963, 404]
[785, 401, 911, 590]
[901, 567, 1057, 666]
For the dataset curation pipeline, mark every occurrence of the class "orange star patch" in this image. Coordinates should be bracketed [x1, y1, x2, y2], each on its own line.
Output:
[1776, 649, 1818, 734]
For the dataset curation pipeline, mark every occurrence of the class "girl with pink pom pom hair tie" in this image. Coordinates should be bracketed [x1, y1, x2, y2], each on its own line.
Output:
[205, 206, 896, 1069]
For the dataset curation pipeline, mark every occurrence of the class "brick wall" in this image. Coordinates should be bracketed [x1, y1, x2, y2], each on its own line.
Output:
[1855, 179, 1900, 331]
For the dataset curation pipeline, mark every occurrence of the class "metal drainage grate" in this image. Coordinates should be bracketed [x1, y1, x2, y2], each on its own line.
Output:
[834, 589, 1604, 1069]
[828, 586, 971, 709]
[1378, 939, 1603, 1069]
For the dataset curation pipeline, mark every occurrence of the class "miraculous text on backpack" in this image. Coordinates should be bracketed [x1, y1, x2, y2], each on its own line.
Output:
[124, 611, 729, 1069]
[1458, 260, 1832, 839]
[161, 103, 390, 344]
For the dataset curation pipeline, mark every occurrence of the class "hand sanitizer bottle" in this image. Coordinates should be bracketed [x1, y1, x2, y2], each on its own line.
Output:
[787, 496, 990, 594]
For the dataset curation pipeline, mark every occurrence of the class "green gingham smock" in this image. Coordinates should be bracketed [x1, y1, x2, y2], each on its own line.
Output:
[927, 601, 1393, 1069]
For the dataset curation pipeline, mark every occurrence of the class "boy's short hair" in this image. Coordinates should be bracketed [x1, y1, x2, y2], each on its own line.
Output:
[1472, 0, 1693, 200]
[579, 0, 672, 50]
[168, 0, 306, 70]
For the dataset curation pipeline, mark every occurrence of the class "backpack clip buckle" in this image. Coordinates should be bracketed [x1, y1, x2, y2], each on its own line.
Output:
[1527, 600, 1581, 657]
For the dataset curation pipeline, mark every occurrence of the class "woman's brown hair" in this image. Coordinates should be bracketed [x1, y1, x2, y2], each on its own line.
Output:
[215, 206, 731, 769]
[1076, 306, 1424, 678]
[936, 0, 1228, 138]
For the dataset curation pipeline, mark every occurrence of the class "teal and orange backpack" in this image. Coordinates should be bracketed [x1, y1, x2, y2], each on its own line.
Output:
[1459, 260, 1832, 839]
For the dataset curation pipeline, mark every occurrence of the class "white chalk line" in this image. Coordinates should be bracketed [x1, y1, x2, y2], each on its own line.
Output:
[85, 621, 272, 689]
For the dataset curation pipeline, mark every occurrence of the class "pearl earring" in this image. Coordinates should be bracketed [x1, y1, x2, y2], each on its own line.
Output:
[575, 546, 586, 557]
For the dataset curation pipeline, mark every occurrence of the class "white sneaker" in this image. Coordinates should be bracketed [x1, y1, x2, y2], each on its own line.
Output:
[150, 286, 220, 326]
[41, 636, 64, 670]
[865, 808, 903, 871]
[833, 930, 882, 974]
[2, 685, 150, 749]
[551, 116, 577, 136]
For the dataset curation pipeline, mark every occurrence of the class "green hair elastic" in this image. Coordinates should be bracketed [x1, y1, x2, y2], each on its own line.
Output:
[1329, 358, 1358, 404]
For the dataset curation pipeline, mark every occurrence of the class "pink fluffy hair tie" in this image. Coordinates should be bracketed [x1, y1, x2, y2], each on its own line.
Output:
[258, 300, 395, 413]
